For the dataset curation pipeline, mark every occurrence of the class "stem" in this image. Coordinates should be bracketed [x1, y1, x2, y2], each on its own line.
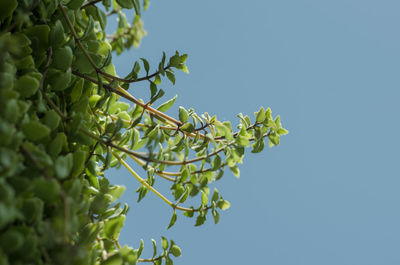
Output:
[138, 256, 163, 263]
[81, 128, 230, 166]
[72, 70, 181, 126]
[112, 151, 193, 212]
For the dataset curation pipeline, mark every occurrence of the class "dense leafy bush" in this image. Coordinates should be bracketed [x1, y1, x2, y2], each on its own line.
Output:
[0, 0, 287, 264]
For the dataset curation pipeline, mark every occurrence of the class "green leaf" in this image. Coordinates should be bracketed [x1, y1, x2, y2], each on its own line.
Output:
[141, 58, 149, 74]
[235, 135, 250, 147]
[180, 122, 194, 133]
[150, 82, 157, 98]
[251, 139, 265, 153]
[165, 256, 173, 265]
[48, 132, 67, 157]
[178, 106, 189, 123]
[21, 121, 50, 141]
[100, 254, 124, 265]
[265, 107, 272, 119]
[256, 106, 266, 122]
[161, 236, 168, 250]
[133, 0, 141, 15]
[108, 185, 126, 202]
[0, 0, 17, 21]
[278, 128, 289, 135]
[97, 8, 107, 30]
[201, 190, 208, 205]
[157, 95, 177, 112]
[52, 46, 73, 71]
[48, 68, 73, 91]
[55, 153, 74, 179]
[212, 209, 220, 224]
[104, 215, 126, 240]
[116, 0, 135, 9]
[71, 150, 88, 177]
[43, 110, 61, 131]
[275, 115, 282, 128]
[169, 54, 180, 67]
[269, 132, 280, 146]
[166, 71, 175, 85]
[170, 245, 182, 257]
[217, 199, 231, 210]
[195, 215, 206, 226]
[137, 239, 144, 258]
[151, 239, 157, 257]
[0, 228, 24, 254]
[34, 179, 60, 202]
[167, 211, 177, 229]
[211, 155, 221, 170]
[49, 20, 65, 48]
[211, 188, 219, 202]
[154, 74, 161, 85]
[229, 166, 240, 178]
[177, 64, 189, 74]
[14, 75, 39, 98]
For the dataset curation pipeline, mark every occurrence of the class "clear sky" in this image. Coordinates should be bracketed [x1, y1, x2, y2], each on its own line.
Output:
[108, 1, 400, 264]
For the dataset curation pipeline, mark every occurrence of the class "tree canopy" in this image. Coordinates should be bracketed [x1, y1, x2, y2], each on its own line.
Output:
[0, 0, 288, 264]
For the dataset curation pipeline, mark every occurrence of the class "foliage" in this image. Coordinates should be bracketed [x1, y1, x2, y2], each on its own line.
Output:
[0, 0, 288, 264]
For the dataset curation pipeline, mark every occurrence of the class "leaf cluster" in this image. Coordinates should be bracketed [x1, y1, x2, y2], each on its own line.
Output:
[0, 0, 287, 264]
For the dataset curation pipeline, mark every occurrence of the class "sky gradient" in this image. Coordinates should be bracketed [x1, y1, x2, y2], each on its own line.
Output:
[108, 1, 400, 264]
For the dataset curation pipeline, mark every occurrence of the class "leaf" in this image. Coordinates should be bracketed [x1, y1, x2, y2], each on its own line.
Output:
[14, 75, 39, 98]
[169, 54, 180, 67]
[251, 139, 265, 153]
[201, 190, 208, 205]
[104, 215, 126, 240]
[165, 256, 173, 265]
[157, 95, 177, 112]
[161, 236, 168, 250]
[133, 0, 141, 15]
[149, 82, 157, 98]
[150, 89, 165, 104]
[180, 123, 194, 133]
[256, 106, 266, 122]
[34, 179, 60, 202]
[43, 110, 61, 131]
[141, 58, 149, 74]
[166, 71, 175, 85]
[278, 128, 289, 135]
[217, 199, 230, 210]
[229, 166, 240, 178]
[154, 74, 161, 85]
[167, 211, 177, 229]
[170, 245, 181, 257]
[195, 215, 206, 226]
[268, 133, 280, 146]
[178, 106, 189, 123]
[235, 135, 250, 147]
[55, 153, 74, 179]
[211, 188, 219, 202]
[151, 239, 157, 257]
[116, 0, 135, 9]
[275, 115, 282, 128]
[0, 0, 17, 21]
[137, 239, 144, 258]
[177, 64, 189, 74]
[212, 209, 220, 224]
[21, 121, 50, 141]
[100, 254, 124, 265]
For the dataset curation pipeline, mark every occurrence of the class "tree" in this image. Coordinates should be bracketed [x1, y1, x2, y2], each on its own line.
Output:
[0, 0, 288, 264]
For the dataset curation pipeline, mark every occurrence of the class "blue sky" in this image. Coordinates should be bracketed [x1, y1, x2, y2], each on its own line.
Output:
[109, 1, 400, 264]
